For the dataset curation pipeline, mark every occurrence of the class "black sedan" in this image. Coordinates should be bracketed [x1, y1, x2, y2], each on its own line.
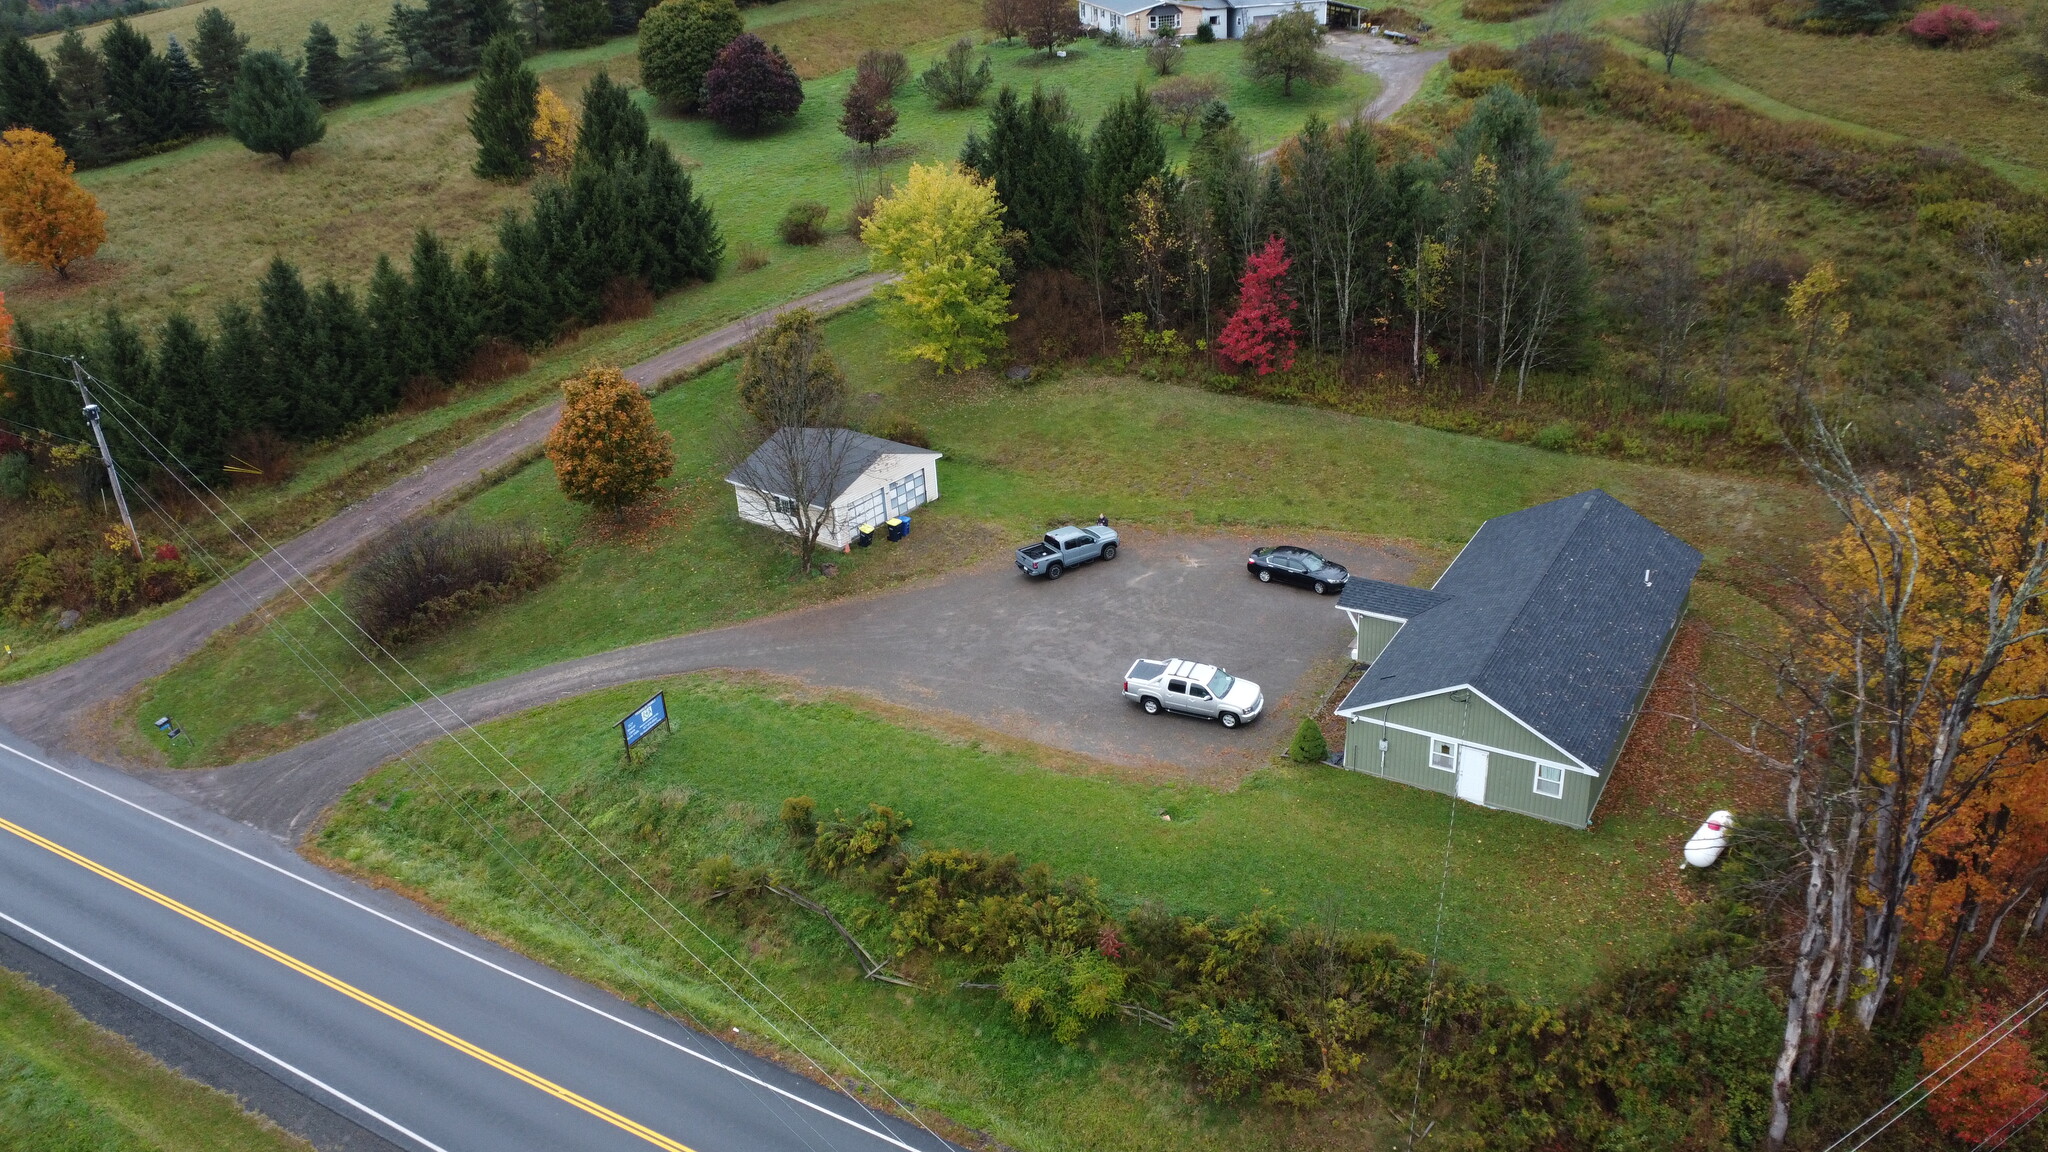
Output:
[1247, 546, 1350, 595]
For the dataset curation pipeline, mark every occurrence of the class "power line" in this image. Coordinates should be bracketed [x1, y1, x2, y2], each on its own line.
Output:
[1973, 1088, 2048, 1152]
[1826, 987, 2048, 1152]
[81, 372, 937, 1147]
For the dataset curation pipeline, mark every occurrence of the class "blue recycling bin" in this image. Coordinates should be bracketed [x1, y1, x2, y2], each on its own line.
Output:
[886, 516, 910, 542]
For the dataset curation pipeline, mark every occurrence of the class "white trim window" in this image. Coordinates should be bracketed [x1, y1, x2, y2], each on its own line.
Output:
[1429, 741, 1455, 772]
[771, 494, 799, 516]
[1533, 762, 1565, 798]
[1148, 9, 1179, 29]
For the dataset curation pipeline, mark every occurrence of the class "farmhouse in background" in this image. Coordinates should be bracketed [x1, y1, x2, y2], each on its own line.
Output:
[1077, 0, 1328, 39]
[725, 429, 941, 550]
[1332, 490, 1701, 829]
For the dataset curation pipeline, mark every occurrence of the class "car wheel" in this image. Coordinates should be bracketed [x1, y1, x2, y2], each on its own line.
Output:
[1101, 543, 1117, 561]
[1046, 562, 1064, 580]
[1313, 581, 1327, 595]
[1219, 711, 1240, 729]
[1257, 570, 1271, 583]
[1142, 697, 1161, 715]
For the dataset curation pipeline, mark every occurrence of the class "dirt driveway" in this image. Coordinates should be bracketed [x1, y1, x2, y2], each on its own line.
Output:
[157, 530, 1416, 838]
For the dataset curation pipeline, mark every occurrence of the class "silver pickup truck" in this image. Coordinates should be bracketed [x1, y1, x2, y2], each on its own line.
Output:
[1122, 658, 1265, 728]
[1016, 524, 1119, 579]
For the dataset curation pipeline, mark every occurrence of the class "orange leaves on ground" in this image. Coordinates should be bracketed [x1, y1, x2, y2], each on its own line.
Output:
[543, 365, 674, 516]
[0, 129, 106, 278]
[1920, 1006, 2048, 1143]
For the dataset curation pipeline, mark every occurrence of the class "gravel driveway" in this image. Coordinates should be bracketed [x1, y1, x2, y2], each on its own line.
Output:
[152, 530, 1414, 839]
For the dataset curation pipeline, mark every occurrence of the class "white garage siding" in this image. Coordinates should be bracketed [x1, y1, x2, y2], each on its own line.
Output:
[733, 451, 941, 549]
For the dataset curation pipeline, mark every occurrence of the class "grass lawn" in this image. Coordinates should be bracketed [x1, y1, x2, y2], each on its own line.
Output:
[5, 20, 1367, 329]
[128, 304, 1825, 771]
[29, 0, 396, 56]
[0, 964, 312, 1152]
[311, 637, 1768, 1148]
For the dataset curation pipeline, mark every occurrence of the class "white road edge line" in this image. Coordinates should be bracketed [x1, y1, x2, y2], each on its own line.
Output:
[0, 735, 928, 1152]
[0, 907, 452, 1152]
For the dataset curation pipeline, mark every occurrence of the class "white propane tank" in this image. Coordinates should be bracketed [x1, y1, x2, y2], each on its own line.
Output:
[1683, 810, 1734, 870]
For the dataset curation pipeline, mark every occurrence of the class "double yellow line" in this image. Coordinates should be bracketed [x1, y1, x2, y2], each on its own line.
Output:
[0, 813, 697, 1152]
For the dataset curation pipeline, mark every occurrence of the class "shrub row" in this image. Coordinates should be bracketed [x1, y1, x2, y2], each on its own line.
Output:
[1591, 53, 2046, 254]
[757, 798, 1781, 1148]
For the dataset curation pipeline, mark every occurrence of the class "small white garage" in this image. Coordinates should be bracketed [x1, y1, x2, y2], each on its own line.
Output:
[725, 428, 942, 550]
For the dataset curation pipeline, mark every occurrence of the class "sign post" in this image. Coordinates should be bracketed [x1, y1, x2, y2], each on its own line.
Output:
[618, 692, 671, 762]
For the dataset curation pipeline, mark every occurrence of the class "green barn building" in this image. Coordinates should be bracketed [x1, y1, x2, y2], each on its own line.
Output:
[1332, 490, 1701, 829]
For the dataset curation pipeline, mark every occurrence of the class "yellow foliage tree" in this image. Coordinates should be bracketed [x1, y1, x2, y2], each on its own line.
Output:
[0, 129, 106, 279]
[530, 86, 577, 175]
[861, 162, 1013, 373]
[544, 366, 674, 515]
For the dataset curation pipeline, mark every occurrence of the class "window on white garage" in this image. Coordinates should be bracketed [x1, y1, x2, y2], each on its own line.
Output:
[771, 495, 799, 516]
[843, 487, 885, 528]
[1429, 741, 1455, 772]
[885, 469, 928, 517]
[1533, 763, 1565, 798]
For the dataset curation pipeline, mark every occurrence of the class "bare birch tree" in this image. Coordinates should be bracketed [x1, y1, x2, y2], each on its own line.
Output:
[722, 309, 863, 575]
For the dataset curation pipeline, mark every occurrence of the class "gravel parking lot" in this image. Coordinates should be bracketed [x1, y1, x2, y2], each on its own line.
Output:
[164, 529, 1419, 835]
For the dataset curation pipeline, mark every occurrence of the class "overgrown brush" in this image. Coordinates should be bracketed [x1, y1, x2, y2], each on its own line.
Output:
[343, 516, 555, 644]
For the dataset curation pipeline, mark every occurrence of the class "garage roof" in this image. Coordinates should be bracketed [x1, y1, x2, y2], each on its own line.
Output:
[1336, 490, 1701, 772]
[724, 428, 940, 504]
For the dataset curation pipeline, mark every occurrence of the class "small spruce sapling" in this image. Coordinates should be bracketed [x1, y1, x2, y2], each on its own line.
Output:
[1288, 715, 1328, 763]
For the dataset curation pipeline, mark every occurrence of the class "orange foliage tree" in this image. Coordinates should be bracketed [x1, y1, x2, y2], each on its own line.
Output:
[0, 129, 107, 278]
[544, 365, 673, 516]
[1920, 1007, 2048, 1144]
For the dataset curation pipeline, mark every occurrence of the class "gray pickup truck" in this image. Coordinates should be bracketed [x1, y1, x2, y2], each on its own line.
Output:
[1122, 658, 1265, 728]
[1016, 524, 1119, 580]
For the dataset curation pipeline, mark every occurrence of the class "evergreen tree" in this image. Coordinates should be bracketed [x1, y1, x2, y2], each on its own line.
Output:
[225, 50, 325, 162]
[309, 280, 376, 431]
[1082, 84, 1164, 302]
[8, 319, 91, 442]
[92, 308, 156, 470]
[407, 229, 477, 381]
[636, 0, 741, 112]
[364, 253, 415, 403]
[702, 33, 802, 134]
[208, 300, 270, 436]
[488, 208, 560, 347]
[468, 32, 537, 180]
[341, 23, 399, 98]
[610, 0, 659, 33]
[629, 139, 720, 290]
[302, 22, 347, 105]
[51, 29, 111, 164]
[560, 161, 632, 318]
[545, 0, 612, 47]
[0, 36, 71, 145]
[573, 70, 649, 171]
[191, 7, 247, 118]
[1273, 116, 1401, 352]
[960, 84, 1085, 270]
[255, 257, 317, 435]
[100, 19, 177, 149]
[1186, 102, 1261, 287]
[162, 37, 209, 136]
[152, 312, 222, 475]
[391, 0, 483, 78]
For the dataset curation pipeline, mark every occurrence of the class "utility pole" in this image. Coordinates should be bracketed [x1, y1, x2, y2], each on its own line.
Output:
[73, 359, 144, 561]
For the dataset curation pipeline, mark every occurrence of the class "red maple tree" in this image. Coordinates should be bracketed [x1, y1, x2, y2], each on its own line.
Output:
[1920, 1007, 2048, 1143]
[1216, 235, 1297, 376]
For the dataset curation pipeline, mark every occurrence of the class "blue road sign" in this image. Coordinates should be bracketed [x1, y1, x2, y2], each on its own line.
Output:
[619, 692, 669, 749]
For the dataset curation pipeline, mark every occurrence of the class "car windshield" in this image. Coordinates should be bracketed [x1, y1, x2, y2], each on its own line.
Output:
[1208, 670, 1236, 697]
[1297, 552, 1325, 570]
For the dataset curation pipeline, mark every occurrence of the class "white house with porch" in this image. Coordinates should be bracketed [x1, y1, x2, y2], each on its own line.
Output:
[1078, 0, 1324, 38]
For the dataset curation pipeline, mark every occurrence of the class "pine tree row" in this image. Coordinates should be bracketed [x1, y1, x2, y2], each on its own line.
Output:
[0, 0, 662, 171]
[0, 71, 720, 479]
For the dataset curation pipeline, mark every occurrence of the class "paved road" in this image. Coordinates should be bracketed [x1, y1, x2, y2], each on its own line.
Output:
[151, 531, 1399, 841]
[0, 273, 894, 749]
[0, 726, 954, 1152]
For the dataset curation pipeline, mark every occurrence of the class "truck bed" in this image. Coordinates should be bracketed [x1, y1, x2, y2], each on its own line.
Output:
[1018, 542, 1057, 560]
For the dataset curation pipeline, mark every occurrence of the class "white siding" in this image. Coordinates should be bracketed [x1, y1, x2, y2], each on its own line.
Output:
[730, 452, 942, 551]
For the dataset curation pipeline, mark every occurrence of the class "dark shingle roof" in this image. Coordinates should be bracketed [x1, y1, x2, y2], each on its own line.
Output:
[1338, 578, 1452, 620]
[724, 428, 939, 504]
[1337, 490, 1701, 771]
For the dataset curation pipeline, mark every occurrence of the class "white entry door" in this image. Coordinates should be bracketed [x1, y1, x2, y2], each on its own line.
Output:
[1455, 745, 1489, 805]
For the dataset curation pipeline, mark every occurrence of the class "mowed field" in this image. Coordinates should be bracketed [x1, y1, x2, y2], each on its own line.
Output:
[29, 0, 395, 54]
[0, 964, 313, 1152]
[2, 12, 1369, 330]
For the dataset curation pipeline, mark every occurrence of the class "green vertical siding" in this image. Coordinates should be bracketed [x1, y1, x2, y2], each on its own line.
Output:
[1352, 616, 1403, 664]
[1479, 751, 1593, 828]
[1343, 722, 1454, 796]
